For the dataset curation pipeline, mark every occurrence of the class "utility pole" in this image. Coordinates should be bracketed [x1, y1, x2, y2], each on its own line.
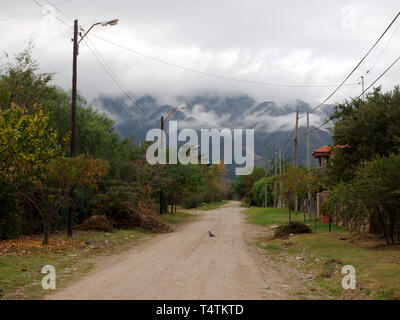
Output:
[66, 18, 118, 238]
[67, 19, 78, 238]
[264, 144, 268, 208]
[306, 112, 311, 226]
[273, 149, 277, 208]
[160, 116, 164, 215]
[279, 148, 282, 208]
[361, 76, 365, 101]
[294, 109, 299, 216]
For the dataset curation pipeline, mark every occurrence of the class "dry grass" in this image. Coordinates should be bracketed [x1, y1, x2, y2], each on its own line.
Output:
[245, 207, 400, 300]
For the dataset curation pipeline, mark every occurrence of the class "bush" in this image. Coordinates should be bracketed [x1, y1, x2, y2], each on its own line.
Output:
[91, 181, 169, 233]
[274, 221, 312, 239]
[75, 215, 112, 232]
[181, 193, 203, 209]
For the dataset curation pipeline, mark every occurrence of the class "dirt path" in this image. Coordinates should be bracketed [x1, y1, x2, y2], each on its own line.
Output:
[48, 201, 299, 300]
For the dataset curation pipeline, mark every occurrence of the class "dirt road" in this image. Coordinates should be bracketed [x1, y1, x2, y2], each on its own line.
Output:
[49, 201, 297, 300]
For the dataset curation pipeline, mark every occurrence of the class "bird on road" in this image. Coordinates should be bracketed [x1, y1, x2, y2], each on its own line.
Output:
[208, 231, 216, 238]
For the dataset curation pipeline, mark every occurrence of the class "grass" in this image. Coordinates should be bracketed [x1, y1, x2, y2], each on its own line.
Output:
[245, 207, 347, 233]
[0, 203, 208, 300]
[244, 206, 400, 300]
[161, 211, 194, 224]
[195, 200, 229, 211]
[0, 229, 151, 300]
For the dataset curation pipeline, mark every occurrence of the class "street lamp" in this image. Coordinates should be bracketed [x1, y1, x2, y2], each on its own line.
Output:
[68, 18, 118, 238]
[186, 145, 200, 157]
[159, 105, 187, 215]
[78, 19, 119, 46]
[71, 18, 119, 157]
[161, 105, 187, 130]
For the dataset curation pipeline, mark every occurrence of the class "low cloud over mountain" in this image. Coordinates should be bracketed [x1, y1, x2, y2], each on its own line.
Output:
[93, 93, 333, 169]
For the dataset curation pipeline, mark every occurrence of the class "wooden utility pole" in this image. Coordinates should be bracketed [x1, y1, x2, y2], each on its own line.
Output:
[70, 19, 78, 158]
[264, 144, 268, 208]
[279, 148, 282, 208]
[306, 112, 311, 225]
[67, 19, 79, 238]
[273, 149, 277, 208]
[294, 109, 299, 216]
[160, 116, 164, 215]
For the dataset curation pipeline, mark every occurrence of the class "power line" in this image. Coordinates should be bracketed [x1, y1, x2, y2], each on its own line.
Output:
[1, 0, 73, 23]
[31, 0, 146, 113]
[369, 19, 400, 74]
[45, 0, 74, 22]
[301, 10, 400, 118]
[358, 54, 400, 99]
[304, 54, 400, 138]
[302, 119, 331, 137]
[90, 33, 359, 89]
[84, 38, 145, 112]
[305, 54, 400, 137]
[283, 129, 296, 159]
[32, 0, 73, 30]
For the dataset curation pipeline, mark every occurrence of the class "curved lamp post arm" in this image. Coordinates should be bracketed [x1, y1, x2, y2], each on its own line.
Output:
[78, 19, 119, 46]
[78, 22, 101, 45]
[162, 105, 186, 127]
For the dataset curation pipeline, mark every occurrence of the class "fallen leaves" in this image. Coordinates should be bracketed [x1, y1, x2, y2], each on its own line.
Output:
[0, 236, 82, 256]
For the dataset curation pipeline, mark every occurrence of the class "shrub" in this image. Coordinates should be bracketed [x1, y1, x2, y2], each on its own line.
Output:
[75, 215, 112, 232]
[91, 181, 169, 233]
[274, 221, 312, 239]
[0, 184, 22, 239]
[181, 193, 203, 209]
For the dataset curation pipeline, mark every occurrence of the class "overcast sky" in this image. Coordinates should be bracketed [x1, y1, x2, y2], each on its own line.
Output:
[1, 0, 400, 107]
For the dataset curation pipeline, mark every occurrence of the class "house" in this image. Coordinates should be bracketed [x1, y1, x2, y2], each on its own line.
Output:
[312, 145, 332, 167]
[312, 145, 348, 168]
[312, 145, 347, 225]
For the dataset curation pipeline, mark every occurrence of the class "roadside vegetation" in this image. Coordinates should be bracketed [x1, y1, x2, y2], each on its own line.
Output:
[0, 46, 230, 242]
[0, 228, 151, 300]
[235, 86, 400, 300]
[0, 199, 227, 300]
[0, 47, 230, 299]
[244, 207, 400, 300]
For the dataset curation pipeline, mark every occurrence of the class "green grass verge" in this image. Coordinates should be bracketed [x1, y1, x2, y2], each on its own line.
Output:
[0, 229, 151, 300]
[244, 206, 400, 300]
[195, 200, 229, 211]
[161, 211, 194, 224]
[244, 206, 348, 232]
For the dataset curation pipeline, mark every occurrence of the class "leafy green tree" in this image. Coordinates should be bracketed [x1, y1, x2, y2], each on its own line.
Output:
[232, 167, 265, 203]
[277, 166, 309, 222]
[328, 86, 400, 183]
[162, 163, 204, 213]
[0, 44, 58, 111]
[330, 153, 400, 244]
[251, 176, 273, 207]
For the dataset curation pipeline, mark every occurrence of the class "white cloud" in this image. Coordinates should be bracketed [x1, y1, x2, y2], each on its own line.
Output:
[1, 0, 400, 109]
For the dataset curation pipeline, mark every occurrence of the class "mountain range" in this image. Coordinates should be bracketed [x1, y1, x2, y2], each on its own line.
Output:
[93, 93, 333, 176]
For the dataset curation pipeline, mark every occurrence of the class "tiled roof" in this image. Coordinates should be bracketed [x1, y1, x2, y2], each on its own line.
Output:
[312, 145, 348, 158]
[312, 145, 332, 158]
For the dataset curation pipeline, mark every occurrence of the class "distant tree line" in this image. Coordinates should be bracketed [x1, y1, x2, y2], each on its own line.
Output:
[0, 46, 229, 243]
[232, 85, 400, 245]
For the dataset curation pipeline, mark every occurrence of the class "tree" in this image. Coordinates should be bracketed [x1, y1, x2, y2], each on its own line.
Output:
[162, 163, 204, 213]
[328, 86, 400, 183]
[277, 166, 309, 223]
[0, 44, 58, 111]
[232, 167, 265, 203]
[35, 156, 108, 244]
[330, 153, 400, 244]
[0, 103, 61, 184]
[251, 176, 273, 207]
